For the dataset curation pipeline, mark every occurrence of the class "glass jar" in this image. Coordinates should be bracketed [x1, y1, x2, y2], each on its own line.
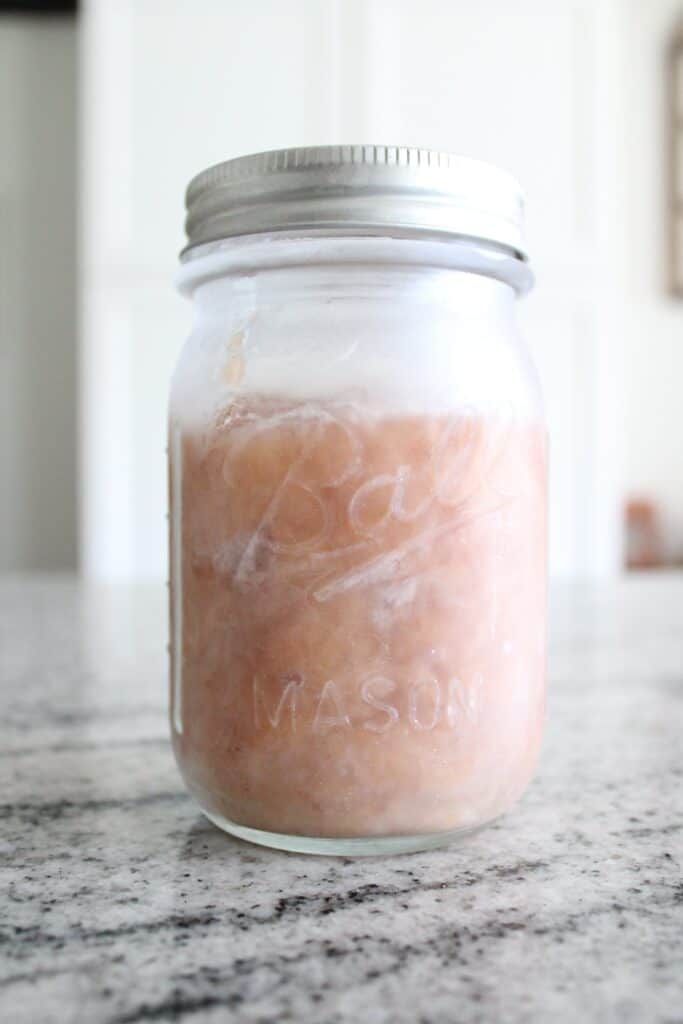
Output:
[170, 146, 547, 855]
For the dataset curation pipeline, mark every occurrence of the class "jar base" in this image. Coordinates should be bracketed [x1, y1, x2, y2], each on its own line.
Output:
[201, 807, 501, 856]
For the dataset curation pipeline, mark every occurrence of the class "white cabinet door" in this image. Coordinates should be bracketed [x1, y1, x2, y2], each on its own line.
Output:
[80, 0, 623, 579]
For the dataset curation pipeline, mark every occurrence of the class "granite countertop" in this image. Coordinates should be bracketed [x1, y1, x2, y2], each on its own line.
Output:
[1, 575, 682, 1024]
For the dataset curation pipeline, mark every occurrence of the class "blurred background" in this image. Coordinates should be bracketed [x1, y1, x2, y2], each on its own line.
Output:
[1, 0, 682, 582]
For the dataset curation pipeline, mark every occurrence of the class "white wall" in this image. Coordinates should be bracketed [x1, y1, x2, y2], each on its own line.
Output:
[622, 0, 683, 563]
[80, 0, 627, 580]
[0, 16, 78, 571]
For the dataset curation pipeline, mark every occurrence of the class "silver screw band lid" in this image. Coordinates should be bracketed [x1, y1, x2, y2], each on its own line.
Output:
[182, 145, 527, 260]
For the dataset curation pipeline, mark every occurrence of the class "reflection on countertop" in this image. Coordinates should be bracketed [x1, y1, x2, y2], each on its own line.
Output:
[1, 574, 682, 1024]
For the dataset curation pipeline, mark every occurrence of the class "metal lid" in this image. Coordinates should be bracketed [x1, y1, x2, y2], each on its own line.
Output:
[183, 145, 527, 260]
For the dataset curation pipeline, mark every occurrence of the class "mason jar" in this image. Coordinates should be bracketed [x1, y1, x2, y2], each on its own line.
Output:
[169, 145, 547, 855]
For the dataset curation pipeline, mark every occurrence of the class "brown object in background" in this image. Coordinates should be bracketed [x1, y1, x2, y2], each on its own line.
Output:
[625, 498, 663, 569]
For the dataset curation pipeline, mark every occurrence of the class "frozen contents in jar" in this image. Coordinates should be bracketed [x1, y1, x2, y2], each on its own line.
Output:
[170, 396, 547, 837]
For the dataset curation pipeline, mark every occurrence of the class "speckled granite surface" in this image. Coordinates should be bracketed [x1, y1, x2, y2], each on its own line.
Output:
[1, 574, 681, 1024]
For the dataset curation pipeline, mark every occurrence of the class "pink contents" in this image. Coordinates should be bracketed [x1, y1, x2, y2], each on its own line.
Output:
[170, 397, 547, 837]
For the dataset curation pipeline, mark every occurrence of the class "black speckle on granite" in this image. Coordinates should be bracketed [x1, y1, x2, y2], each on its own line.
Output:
[112, 993, 243, 1024]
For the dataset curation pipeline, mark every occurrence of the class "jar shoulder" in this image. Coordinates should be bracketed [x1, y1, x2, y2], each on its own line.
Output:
[170, 279, 543, 427]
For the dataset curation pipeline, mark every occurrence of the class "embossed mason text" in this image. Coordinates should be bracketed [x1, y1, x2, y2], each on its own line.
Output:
[252, 672, 483, 735]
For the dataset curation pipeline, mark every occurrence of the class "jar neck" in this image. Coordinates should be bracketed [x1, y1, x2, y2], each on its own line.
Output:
[190, 263, 517, 338]
[177, 233, 532, 313]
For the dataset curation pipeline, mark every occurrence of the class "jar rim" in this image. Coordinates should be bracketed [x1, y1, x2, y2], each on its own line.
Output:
[176, 233, 534, 298]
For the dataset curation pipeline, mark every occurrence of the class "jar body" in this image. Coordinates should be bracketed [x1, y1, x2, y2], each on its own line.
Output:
[169, 236, 547, 854]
